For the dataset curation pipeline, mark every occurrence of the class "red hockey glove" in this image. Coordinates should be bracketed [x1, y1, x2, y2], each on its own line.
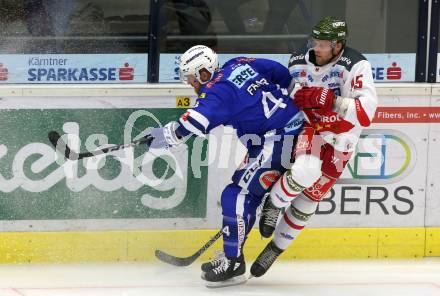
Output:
[294, 87, 335, 111]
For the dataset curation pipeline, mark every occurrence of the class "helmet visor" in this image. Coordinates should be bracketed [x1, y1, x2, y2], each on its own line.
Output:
[307, 38, 335, 51]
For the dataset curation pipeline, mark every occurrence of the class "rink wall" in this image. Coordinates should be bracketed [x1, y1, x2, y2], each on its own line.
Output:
[0, 83, 439, 263]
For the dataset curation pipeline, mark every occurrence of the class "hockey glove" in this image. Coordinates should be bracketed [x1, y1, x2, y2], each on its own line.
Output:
[149, 121, 183, 149]
[294, 87, 335, 111]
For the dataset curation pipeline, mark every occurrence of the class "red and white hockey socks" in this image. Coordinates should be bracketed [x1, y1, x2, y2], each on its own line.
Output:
[273, 195, 318, 250]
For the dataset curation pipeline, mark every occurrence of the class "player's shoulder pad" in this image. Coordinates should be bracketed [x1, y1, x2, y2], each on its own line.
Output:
[336, 47, 367, 71]
[288, 52, 307, 68]
[222, 57, 256, 69]
[222, 57, 240, 69]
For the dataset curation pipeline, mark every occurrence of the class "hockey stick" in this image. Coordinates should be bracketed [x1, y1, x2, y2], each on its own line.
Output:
[155, 230, 223, 267]
[48, 130, 153, 160]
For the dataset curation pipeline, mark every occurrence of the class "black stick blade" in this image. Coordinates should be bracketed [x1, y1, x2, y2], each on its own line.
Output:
[48, 130, 61, 147]
[154, 230, 222, 267]
[47, 130, 79, 160]
[48, 131, 153, 161]
[154, 249, 197, 267]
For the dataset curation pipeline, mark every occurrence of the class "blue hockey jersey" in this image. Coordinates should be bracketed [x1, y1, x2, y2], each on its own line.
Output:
[177, 57, 304, 138]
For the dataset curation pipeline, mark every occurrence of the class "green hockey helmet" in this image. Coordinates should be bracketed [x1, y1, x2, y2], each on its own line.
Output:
[312, 16, 348, 45]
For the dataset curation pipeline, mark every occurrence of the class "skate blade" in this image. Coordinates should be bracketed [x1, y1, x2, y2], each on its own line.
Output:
[204, 274, 247, 288]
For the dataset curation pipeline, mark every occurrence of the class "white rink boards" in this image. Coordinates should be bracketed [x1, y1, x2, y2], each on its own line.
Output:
[0, 83, 438, 263]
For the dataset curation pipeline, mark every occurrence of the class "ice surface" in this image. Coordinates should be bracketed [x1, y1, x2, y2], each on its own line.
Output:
[0, 259, 439, 296]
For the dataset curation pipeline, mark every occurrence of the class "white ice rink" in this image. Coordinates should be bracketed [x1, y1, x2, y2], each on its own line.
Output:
[0, 260, 439, 296]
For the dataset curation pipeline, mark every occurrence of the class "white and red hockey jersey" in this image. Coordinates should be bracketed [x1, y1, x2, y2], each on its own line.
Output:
[288, 47, 378, 152]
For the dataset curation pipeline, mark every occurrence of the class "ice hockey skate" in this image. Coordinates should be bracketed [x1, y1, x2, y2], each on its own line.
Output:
[250, 241, 284, 277]
[201, 253, 244, 272]
[201, 253, 225, 272]
[201, 256, 247, 288]
[259, 195, 282, 238]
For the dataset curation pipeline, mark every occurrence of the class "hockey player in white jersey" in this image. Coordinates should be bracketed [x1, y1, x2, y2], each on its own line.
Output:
[250, 16, 378, 277]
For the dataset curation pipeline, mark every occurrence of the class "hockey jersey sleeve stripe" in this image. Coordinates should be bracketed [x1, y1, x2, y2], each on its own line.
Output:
[187, 109, 210, 130]
[175, 123, 192, 137]
[179, 115, 207, 137]
[354, 98, 371, 127]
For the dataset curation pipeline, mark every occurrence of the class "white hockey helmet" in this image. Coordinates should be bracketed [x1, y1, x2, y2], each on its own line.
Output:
[179, 45, 219, 84]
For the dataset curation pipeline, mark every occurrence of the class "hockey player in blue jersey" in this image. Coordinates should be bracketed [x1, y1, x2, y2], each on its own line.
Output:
[149, 45, 304, 287]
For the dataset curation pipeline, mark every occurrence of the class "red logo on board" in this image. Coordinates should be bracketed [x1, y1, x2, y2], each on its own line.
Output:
[119, 63, 134, 80]
[386, 62, 401, 80]
[0, 63, 8, 81]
